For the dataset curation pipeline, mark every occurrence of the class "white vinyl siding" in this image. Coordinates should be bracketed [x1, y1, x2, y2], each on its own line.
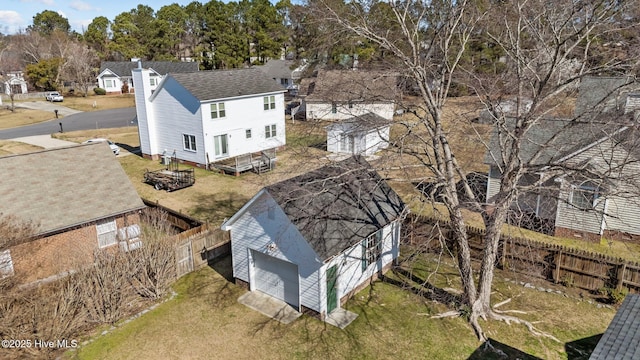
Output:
[97, 219, 118, 248]
[0, 250, 14, 277]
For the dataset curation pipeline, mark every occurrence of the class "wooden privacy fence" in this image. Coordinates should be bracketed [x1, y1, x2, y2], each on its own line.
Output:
[174, 223, 231, 278]
[404, 214, 640, 294]
[142, 199, 231, 278]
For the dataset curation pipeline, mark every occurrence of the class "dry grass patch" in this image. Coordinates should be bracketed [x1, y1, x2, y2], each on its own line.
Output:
[70, 254, 614, 360]
[61, 94, 135, 112]
[0, 108, 56, 129]
[0, 140, 43, 157]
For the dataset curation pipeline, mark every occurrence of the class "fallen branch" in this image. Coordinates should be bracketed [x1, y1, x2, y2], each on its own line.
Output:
[430, 310, 460, 319]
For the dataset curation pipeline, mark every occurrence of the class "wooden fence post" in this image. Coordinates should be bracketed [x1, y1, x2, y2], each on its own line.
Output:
[616, 263, 627, 290]
[553, 250, 563, 284]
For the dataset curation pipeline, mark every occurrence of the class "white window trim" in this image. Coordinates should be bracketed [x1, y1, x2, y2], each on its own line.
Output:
[265, 124, 277, 139]
[97, 219, 118, 248]
[211, 102, 226, 119]
[569, 183, 599, 210]
[183, 134, 197, 152]
[263, 96, 276, 111]
[0, 249, 14, 277]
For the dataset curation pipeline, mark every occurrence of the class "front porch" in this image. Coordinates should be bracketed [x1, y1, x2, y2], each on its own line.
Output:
[210, 148, 276, 176]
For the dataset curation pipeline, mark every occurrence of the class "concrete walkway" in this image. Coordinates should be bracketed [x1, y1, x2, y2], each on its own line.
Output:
[238, 291, 359, 328]
[11, 135, 77, 149]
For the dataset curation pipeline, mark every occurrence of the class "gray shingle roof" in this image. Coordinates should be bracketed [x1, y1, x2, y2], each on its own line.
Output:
[590, 294, 640, 360]
[483, 116, 634, 167]
[575, 76, 634, 117]
[265, 156, 406, 261]
[305, 70, 398, 103]
[0, 144, 145, 237]
[326, 112, 391, 133]
[169, 68, 285, 101]
[256, 60, 294, 80]
[100, 61, 199, 77]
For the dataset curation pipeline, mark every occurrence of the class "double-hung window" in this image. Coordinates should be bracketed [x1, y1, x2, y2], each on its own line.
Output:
[265, 124, 277, 139]
[263, 96, 276, 110]
[183, 134, 197, 151]
[97, 219, 118, 248]
[211, 102, 226, 119]
[570, 182, 599, 210]
[331, 103, 337, 114]
[362, 230, 383, 271]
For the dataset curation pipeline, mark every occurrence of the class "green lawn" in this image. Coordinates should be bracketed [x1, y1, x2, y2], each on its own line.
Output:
[68, 254, 613, 360]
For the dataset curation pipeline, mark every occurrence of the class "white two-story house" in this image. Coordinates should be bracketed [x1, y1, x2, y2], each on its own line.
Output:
[133, 66, 287, 171]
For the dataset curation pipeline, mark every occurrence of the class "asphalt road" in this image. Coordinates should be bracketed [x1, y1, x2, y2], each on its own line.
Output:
[0, 107, 137, 140]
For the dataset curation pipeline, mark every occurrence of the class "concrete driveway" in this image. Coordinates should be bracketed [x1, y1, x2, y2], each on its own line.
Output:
[14, 100, 82, 117]
[10, 135, 77, 149]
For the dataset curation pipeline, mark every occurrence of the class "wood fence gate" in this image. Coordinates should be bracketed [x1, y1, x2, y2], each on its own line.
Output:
[176, 241, 193, 278]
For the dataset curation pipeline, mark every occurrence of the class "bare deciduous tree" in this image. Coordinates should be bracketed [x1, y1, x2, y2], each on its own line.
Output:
[312, 0, 640, 340]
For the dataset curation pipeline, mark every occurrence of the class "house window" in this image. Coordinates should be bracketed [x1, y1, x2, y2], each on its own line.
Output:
[183, 134, 197, 151]
[263, 96, 276, 110]
[0, 249, 14, 277]
[348, 101, 353, 109]
[265, 124, 277, 138]
[211, 102, 226, 118]
[245, 129, 252, 139]
[362, 230, 383, 271]
[281, 78, 289, 86]
[569, 182, 599, 210]
[331, 103, 337, 114]
[105, 79, 113, 88]
[97, 219, 118, 248]
[150, 78, 156, 86]
[118, 224, 142, 252]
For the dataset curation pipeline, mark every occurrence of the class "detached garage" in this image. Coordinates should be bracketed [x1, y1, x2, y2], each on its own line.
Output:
[222, 156, 406, 319]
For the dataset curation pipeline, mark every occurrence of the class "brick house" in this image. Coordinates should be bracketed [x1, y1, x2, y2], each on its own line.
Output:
[0, 143, 146, 284]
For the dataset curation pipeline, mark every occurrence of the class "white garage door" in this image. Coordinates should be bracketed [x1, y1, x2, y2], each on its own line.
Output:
[252, 250, 299, 308]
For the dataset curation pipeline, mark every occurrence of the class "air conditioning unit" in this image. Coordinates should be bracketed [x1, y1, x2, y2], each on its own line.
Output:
[161, 155, 171, 165]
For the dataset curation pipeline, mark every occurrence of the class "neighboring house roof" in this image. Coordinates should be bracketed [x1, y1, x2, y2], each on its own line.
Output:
[99, 61, 199, 77]
[256, 59, 295, 80]
[305, 70, 398, 103]
[264, 156, 405, 261]
[168, 68, 285, 101]
[0, 144, 145, 237]
[574, 76, 635, 117]
[326, 112, 391, 133]
[483, 115, 636, 167]
[589, 294, 640, 360]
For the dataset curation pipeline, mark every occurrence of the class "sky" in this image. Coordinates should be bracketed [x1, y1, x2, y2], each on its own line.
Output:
[0, 0, 195, 35]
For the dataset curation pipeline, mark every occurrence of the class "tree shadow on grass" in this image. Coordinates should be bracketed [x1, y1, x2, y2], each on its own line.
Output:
[564, 334, 601, 360]
[190, 191, 250, 224]
[468, 338, 543, 360]
[382, 267, 465, 308]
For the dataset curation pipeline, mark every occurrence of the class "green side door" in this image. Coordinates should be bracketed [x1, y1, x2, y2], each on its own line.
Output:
[327, 265, 338, 313]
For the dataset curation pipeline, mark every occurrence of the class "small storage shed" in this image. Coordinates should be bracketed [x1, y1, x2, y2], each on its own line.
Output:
[221, 156, 406, 318]
[326, 113, 391, 156]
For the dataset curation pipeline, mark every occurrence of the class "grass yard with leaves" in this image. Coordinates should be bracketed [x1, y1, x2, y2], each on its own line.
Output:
[68, 254, 614, 360]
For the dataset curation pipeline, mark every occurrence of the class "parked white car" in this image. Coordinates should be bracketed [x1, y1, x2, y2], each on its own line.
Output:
[46, 91, 64, 102]
[83, 138, 120, 155]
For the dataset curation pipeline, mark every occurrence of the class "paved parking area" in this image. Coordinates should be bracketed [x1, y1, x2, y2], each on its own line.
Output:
[14, 101, 81, 117]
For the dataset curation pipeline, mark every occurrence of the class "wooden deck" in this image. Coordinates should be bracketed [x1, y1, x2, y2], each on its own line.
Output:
[211, 149, 276, 176]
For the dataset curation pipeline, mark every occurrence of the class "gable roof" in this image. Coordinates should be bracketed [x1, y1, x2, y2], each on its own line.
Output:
[99, 61, 199, 78]
[168, 68, 285, 101]
[589, 294, 640, 360]
[256, 60, 295, 80]
[264, 156, 405, 261]
[483, 116, 635, 167]
[0, 144, 145, 237]
[305, 70, 398, 103]
[326, 112, 391, 133]
[575, 76, 634, 117]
